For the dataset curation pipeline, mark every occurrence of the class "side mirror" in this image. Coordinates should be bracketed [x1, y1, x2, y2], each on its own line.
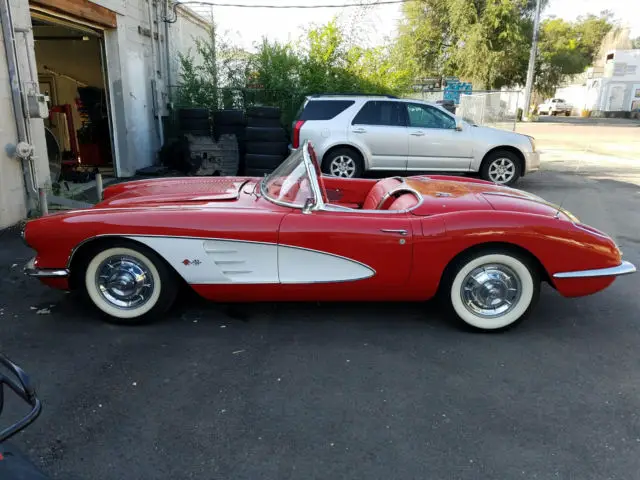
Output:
[302, 197, 315, 215]
[0, 354, 42, 443]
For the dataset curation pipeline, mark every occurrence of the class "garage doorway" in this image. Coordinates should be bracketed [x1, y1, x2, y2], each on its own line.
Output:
[31, 11, 117, 184]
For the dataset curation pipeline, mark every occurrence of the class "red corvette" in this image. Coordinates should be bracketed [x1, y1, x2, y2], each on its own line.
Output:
[23, 142, 635, 331]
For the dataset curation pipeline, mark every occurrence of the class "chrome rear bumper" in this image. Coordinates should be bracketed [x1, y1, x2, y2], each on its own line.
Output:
[24, 258, 69, 278]
[553, 260, 636, 279]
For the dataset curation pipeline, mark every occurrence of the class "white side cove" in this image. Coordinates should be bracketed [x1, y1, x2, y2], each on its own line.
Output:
[126, 236, 375, 285]
[278, 246, 374, 283]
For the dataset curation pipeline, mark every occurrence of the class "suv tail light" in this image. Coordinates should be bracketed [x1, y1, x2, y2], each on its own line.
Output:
[292, 120, 305, 149]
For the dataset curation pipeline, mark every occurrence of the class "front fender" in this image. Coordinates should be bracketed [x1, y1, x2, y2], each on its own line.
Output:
[23, 207, 284, 272]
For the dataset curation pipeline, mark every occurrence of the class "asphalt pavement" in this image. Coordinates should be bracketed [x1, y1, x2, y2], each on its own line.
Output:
[1, 150, 639, 480]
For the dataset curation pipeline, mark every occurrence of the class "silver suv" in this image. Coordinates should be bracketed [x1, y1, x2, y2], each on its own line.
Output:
[291, 95, 540, 185]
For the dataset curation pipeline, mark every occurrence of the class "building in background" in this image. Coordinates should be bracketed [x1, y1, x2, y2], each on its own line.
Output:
[0, 0, 212, 229]
[555, 49, 640, 116]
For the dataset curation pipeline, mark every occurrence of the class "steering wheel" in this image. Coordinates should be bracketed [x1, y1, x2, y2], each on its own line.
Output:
[306, 143, 329, 204]
[376, 187, 417, 210]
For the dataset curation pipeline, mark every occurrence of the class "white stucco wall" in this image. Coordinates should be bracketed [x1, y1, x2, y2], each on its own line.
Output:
[167, 5, 212, 88]
[0, 28, 27, 227]
[0, 0, 52, 228]
[0, 0, 213, 227]
[101, 0, 212, 176]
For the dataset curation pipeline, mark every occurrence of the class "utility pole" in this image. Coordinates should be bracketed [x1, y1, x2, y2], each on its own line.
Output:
[523, 0, 542, 120]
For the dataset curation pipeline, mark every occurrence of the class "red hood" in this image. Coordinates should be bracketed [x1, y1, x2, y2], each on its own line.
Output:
[99, 177, 251, 208]
[406, 176, 575, 220]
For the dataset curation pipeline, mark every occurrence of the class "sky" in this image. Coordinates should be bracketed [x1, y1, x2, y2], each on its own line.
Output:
[191, 0, 640, 52]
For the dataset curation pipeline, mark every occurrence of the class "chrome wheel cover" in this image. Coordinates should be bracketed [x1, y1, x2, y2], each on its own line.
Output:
[329, 155, 356, 178]
[488, 158, 516, 184]
[96, 255, 154, 310]
[461, 264, 522, 318]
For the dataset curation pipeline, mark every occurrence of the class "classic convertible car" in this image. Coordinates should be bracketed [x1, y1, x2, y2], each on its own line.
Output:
[23, 142, 635, 331]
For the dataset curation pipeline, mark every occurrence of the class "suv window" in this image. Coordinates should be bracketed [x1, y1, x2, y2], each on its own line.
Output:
[299, 100, 355, 121]
[352, 101, 406, 126]
[406, 103, 456, 129]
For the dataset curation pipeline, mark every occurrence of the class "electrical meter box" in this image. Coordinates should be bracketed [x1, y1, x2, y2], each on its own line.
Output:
[26, 93, 49, 118]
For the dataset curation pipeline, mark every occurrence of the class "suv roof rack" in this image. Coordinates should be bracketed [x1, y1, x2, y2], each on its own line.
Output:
[308, 93, 398, 99]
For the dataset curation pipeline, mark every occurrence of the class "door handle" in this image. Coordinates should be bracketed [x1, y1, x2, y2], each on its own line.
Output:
[352, 128, 367, 134]
[410, 131, 426, 136]
[380, 229, 408, 236]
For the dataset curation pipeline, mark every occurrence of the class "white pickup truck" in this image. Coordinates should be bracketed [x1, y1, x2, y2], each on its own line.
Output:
[538, 98, 572, 116]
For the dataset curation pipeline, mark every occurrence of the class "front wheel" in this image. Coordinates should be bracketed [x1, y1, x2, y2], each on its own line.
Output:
[81, 243, 178, 325]
[441, 250, 540, 331]
[480, 150, 521, 186]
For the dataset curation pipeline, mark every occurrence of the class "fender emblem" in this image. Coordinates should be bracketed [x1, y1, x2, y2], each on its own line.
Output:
[182, 259, 202, 266]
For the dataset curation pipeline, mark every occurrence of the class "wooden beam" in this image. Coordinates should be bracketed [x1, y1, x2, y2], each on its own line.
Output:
[30, 0, 117, 29]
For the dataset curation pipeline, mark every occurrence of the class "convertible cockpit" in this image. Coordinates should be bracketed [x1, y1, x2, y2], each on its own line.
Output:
[261, 142, 421, 212]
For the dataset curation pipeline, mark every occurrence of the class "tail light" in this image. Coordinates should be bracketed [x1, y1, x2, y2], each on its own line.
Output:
[292, 120, 305, 149]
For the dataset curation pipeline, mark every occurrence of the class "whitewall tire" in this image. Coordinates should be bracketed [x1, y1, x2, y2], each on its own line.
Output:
[82, 244, 177, 324]
[444, 251, 540, 331]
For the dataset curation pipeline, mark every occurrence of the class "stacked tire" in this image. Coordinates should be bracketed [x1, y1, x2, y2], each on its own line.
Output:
[213, 109, 246, 175]
[177, 108, 211, 136]
[244, 106, 289, 177]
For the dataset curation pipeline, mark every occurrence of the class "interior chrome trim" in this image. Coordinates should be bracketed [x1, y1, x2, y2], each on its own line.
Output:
[553, 260, 636, 279]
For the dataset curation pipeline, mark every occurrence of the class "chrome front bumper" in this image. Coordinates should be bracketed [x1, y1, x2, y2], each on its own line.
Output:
[553, 260, 637, 279]
[24, 258, 69, 278]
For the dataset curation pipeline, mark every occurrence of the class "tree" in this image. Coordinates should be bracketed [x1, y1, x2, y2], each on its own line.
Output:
[395, 0, 544, 89]
[631, 36, 640, 49]
[535, 13, 614, 96]
[175, 18, 415, 124]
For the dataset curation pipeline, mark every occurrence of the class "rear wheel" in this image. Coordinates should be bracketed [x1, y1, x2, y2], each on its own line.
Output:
[81, 243, 177, 325]
[441, 250, 540, 331]
[322, 147, 364, 178]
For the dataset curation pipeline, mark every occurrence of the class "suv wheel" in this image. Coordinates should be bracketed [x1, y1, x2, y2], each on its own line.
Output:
[480, 150, 521, 186]
[322, 148, 364, 178]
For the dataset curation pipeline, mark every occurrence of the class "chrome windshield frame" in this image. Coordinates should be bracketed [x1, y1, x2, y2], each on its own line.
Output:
[301, 141, 326, 212]
[259, 145, 320, 211]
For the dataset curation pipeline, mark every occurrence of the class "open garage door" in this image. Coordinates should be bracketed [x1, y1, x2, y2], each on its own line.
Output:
[30, 2, 118, 183]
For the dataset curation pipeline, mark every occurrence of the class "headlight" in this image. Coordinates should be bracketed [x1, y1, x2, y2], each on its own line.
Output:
[528, 136, 536, 152]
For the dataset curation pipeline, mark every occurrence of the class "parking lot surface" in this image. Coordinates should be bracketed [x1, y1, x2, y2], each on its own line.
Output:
[1, 136, 640, 480]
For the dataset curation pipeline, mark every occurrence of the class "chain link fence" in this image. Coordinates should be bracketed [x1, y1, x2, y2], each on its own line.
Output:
[169, 87, 523, 133]
[404, 90, 445, 103]
[456, 91, 522, 131]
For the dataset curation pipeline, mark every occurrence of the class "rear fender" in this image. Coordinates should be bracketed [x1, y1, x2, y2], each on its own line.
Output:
[412, 211, 620, 298]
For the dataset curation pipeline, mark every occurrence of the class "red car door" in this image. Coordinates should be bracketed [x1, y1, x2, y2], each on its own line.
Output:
[278, 209, 414, 295]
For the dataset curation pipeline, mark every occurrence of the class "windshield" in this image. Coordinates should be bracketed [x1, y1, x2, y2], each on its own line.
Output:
[261, 149, 315, 208]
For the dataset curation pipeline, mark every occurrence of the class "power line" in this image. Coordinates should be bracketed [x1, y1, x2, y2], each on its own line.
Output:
[173, 0, 409, 9]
